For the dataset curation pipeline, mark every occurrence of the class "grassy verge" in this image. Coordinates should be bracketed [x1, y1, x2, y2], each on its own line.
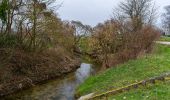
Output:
[110, 81, 170, 100]
[159, 36, 170, 42]
[76, 44, 170, 97]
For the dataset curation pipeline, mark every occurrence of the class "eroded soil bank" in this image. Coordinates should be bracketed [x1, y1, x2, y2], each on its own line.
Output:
[0, 48, 81, 98]
[2, 63, 95, 100]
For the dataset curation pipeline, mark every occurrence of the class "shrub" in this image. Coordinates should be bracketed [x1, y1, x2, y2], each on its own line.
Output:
[89, 20, 160, 68]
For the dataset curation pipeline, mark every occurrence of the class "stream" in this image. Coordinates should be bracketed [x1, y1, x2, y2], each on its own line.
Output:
[4, 63, 96, 100]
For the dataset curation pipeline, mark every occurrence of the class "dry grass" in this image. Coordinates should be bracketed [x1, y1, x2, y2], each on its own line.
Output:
[0, 46, 80, 85]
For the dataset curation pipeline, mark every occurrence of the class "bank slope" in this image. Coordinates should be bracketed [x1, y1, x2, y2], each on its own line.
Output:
[109, 81, 170, 100]
[76, 44, 170, 97]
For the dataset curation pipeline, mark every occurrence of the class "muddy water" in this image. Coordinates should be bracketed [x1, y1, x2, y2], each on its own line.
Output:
[5, 63, 95, 100]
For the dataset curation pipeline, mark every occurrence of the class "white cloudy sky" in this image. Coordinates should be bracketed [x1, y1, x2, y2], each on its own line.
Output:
[56, 0, 170, 26]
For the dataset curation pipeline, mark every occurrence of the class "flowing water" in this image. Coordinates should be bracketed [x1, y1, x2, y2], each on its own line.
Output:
[4, 63, 96, 100]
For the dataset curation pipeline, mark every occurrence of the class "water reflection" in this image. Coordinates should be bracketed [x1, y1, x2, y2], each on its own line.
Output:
[76, 63, 93, 83]
[5, 63, 94, 100]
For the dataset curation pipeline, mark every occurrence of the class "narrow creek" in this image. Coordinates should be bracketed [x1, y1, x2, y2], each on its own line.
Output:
[4, 63, 96, 100]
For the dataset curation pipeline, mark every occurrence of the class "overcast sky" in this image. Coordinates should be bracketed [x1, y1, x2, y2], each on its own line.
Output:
[56, 0, 170, 27]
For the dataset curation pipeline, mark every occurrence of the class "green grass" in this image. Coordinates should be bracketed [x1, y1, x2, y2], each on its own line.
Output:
[159, 36, 170, 42]
[110, 81, 170, 100]
[76, 44, 170, 97]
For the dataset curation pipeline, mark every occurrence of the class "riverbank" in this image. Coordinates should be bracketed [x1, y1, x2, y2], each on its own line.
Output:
[2, 63, 94, 100]
[109, 80, 170, 100]
[0, 47, 81, 97]
[76, 44, 170, 99]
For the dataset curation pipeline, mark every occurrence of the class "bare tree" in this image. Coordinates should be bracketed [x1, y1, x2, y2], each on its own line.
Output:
[71, 21, 92, 48]
[114, 0, 157, 31]
[20, 0, 57, 51]
[0, 0, 60, 50]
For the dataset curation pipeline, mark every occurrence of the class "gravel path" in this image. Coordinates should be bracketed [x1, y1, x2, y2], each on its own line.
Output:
[156, 41, 170, 45]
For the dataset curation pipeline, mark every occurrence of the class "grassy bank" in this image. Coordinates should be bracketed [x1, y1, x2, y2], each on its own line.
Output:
[76, 44, 170, 97]
[109, 81, 170, 100]
[160, 36, 170, 42]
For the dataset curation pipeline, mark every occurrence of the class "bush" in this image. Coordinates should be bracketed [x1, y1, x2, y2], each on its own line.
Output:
[89, 20, 160, 68]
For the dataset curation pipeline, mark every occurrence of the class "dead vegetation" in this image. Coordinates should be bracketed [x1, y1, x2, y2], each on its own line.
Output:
[86, 0, 160, 68]
[0, 0, 81, 96]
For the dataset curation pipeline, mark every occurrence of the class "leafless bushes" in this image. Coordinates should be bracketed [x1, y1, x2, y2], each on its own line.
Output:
[86, 0, 160, 68]
[115, 25, 160, 65]
[89, 19, 160, 68]
[0, 45, 79, 83]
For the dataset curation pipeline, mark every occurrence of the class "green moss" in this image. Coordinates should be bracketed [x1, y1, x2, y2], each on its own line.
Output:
[76, 44, 170, 96]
